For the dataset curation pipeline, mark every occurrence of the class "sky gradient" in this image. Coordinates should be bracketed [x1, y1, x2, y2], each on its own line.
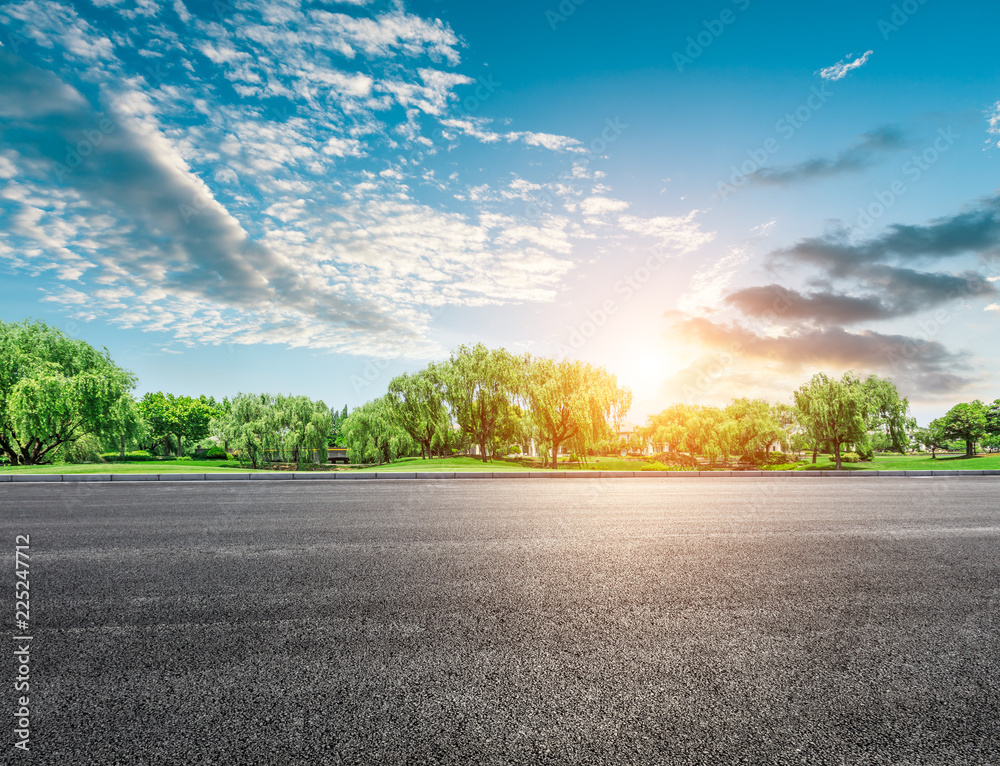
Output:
[1, 0, 997, 424]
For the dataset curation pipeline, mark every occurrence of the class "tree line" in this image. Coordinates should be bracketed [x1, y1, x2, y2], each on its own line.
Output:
[1, 319, 997, 468]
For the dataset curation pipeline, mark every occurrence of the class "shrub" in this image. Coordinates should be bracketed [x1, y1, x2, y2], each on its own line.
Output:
[640, 461, 670, 471]
[100, 451, 157, 462]
[645, 452, 690, 466]
[840, 452, 861, 463]
[762, 463, 799, 471]
[60, 435, 106, 464]
[205, 446, 230, 460]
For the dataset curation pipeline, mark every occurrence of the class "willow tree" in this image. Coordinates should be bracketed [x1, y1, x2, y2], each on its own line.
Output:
[793, 373, 869, 470]
[725, 398, 784, 465]
[0, 319, 136, 465]
[862, 374, 915, 455]
[440, 344, 523, 463]
[682, 405, 730, 468]
[209, 393, 278, 469]
[642, 404, 693, 458]
[387, 366, 448, 459]
[342, 396, 414, 465]
[272, 395, 332, 466]
[524, 357, 632, 469]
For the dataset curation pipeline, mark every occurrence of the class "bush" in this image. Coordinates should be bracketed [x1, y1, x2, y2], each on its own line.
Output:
[640, 461, 670, 471]
[61, 435, 106, 464]
[100, 451, 157, 462]
[645, 452, 690, 466]
[205, 446, 230, 460]
[761, 463, 800, 471]
[840, 452, 861, 463]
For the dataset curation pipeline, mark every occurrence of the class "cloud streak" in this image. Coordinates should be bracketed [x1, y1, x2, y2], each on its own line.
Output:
[749, 126, 905, 185]
[818, 50, 873, 80]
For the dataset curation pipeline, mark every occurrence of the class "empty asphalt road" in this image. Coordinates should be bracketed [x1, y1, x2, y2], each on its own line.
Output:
[2, 478, 998, 765]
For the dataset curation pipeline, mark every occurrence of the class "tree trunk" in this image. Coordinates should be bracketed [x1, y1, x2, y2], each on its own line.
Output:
[479, 438, 488, 463]
[966, 440, 974, 457]
[834, 441, 842, 471]
[551, 440, 562, 470]
[120, 435, 126, 459]
[812, 444, 818, 464]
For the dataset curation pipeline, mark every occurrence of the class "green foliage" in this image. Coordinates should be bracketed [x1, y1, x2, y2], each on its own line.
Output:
[640, 461, 670, 471]
[440, 344, 524, 463]
[138, 392, 218, 457]
[204, 446, 230, 460]
[840, 452, 861, 463]
[387, 368, 449, 459]
[940, 400, 989, 457]
[795, 372, 872, 470]
[57, 434, 106, 464]
[100, 450, 157, 462]
[342, 395, 414, 464]
[0, 319, 137, 465]
[208, 393, 330, 468]
[524, 356, 632, 469]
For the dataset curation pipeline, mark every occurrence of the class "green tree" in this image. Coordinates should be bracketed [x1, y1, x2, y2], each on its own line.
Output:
[272, 395, 332, 466]
[862, 375, 915, 454]
[329, 404, 349, 448]
[342, 396, 414, 465]
[912, 419, 948, 458]
[794, 372, 870, 471]
[523, 357, 632, 469]
[725, 398, 784, 465]
[138, 392, 217, 456]
[387, 367, 449, 459]
[940, 400, 988, 457]
[642, 404, 692, 458]
[986, 399, 1000, 438]
[440, 344, 523, 463]
[684, 405, 730, 467]
[0, 319, 136, 465]
[210, 393, 277, 469]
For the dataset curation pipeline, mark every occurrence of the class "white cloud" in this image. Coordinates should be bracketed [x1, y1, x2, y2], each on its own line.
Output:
[987, 102, 1000, 148]
[580, 196, 630, 217]
[818, 50, 873, 81]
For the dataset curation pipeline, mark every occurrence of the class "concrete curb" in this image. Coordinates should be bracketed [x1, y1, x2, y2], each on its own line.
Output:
[2, 470, 999, 483]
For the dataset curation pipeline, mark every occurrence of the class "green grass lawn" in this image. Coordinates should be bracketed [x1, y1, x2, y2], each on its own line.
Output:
[799, 453, 1000, 471]
[353, 456, 554, 472]
[4, 452, 996, 475]
[0, 460, 272, 474]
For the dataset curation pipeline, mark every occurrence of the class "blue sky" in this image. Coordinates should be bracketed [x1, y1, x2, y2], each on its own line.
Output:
[1, 0, 997, 424]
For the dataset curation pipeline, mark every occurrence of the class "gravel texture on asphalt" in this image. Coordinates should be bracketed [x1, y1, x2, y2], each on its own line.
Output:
[1, 479, 998, 765]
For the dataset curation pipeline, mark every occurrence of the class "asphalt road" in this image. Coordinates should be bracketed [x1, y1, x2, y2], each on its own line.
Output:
[2, 479, 998, 765]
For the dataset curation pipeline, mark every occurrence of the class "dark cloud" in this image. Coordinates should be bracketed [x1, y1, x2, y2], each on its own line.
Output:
[0, 48, 411, 339]
[726, 268, 996, 324]
[749, 126, 906, 186]
[777, 195, 1000, 275]
[670, 317, 972, 394]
